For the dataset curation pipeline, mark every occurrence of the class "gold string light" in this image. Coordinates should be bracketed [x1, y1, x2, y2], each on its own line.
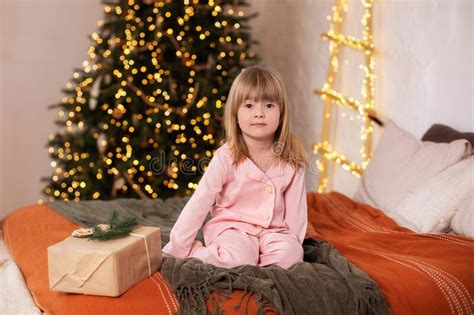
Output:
[314, 0, 378, 192]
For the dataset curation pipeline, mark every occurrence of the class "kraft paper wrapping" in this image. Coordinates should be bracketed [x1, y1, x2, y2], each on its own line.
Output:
[48, 226, 161, 297]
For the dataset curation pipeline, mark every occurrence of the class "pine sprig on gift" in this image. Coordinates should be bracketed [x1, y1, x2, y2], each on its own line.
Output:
[89, 210, 138, 241]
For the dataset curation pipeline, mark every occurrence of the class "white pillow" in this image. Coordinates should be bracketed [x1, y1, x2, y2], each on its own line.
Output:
[392, 157, 474, 233]
[450, 177, 474, 237]
[354, 120, 472, 214]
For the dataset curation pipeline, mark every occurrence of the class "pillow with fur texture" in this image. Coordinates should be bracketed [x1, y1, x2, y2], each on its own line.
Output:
[354, 120, 472, 214]
[392, 157, 474, 233]
[450, 180, 474, 237]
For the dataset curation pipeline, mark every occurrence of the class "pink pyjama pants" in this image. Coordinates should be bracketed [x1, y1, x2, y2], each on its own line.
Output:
[189, 228, 304, 269]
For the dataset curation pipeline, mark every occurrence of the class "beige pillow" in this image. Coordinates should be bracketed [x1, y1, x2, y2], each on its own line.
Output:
[392, 157, 474, 233]
[450, 178, 474, 237]
[354, 120, 472, 214]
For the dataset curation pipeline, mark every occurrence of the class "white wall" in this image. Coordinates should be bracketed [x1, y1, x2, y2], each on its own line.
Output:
[374, 0, 473, 134]
[1, 0, 472, 218]
[0, 0, 102, 218]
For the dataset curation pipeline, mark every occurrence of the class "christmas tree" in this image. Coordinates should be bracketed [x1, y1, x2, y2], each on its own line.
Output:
[43, 0, 259, 202]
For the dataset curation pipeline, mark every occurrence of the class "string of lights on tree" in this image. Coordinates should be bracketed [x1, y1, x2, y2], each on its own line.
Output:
[43, 0, 259, 202]
[314, 0, 379, 192]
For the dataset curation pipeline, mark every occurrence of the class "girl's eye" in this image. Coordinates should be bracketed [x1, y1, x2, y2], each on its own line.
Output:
[265, 103, 274, 108]
[244, 103, 253, 108]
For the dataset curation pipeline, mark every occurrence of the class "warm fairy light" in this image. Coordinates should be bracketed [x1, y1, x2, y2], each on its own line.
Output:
[313, 142, 363, 177]
[314, 0, 378, 193]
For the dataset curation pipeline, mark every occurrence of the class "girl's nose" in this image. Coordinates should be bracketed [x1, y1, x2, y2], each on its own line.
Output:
[254, 106, 264, 118]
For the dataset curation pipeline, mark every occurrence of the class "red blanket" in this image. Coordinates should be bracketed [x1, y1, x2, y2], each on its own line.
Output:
[307, 192, 474, 315]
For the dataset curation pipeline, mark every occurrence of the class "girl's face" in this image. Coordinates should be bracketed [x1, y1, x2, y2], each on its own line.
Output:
[237, 98, 281, 144]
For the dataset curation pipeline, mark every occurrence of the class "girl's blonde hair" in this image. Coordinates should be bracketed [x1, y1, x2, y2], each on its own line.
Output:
[223, 65, 307, 170]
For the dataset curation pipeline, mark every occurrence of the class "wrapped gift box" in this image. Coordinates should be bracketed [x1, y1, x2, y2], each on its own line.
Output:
[48, 226, 161, 297]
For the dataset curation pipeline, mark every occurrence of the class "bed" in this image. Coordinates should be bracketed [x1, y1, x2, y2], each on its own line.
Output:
[1, 191, 472, 314]
[1, 122, 473, 314]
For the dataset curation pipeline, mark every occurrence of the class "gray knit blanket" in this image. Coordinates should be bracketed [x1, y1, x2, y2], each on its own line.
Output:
[49, 198, 390, 315]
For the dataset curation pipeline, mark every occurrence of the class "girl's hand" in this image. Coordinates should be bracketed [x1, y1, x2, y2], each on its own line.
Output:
[192, 240, 204, 249]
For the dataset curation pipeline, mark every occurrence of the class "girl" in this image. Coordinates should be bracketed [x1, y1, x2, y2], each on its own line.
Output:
[162, 66, 308, 269]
